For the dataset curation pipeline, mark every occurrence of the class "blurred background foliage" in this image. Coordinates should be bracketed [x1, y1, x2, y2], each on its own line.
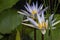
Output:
[0, 0, 60, 40]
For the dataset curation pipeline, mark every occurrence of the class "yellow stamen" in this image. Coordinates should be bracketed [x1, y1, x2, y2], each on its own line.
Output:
[38, 23, 42, 29]
[31, 10, 37, 19]
[38, 22, 47, 29]
[32, 10, 37, 15]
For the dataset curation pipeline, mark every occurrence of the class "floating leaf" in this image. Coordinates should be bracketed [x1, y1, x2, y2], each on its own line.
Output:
[0, 0, 19, 12]
[0, 9, 23, 34]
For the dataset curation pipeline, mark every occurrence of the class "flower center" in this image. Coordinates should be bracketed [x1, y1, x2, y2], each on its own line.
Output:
[31, 10, 37, 19]
[32, 10, 37, 15]
[38, 22, 47, 29]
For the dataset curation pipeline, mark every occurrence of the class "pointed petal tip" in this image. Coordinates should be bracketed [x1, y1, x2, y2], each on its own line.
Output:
[17, 11, 20, 13]
[52, 20, 60, 26]
[41, 29, 46, 35]
[27, 17, 38, 27]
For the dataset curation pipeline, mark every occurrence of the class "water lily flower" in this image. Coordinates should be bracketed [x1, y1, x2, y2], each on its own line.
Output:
[22, 13, 48, 35]
[49, 14, 60, 29]
[18, 2, 48, 22]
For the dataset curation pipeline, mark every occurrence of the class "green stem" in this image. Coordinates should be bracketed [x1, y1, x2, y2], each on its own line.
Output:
[42, 34, 44, 40]
[34, 28, 36, 40]
[48, 30, 51, 36]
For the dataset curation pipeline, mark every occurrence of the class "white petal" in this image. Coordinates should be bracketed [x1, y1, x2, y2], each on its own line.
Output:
[17, 11, 27, 16]
[49, 14, 54, 21]
[52, 27, 56, 29]
[38, 7, 48, 15]
[52, 20, 60, 26]
[36, 2, 38, 10]
[21, 10, 30, 16]
[37, 13, 42, 24]
[38, 11, 42, 15]
[46, 20, 48, 28]
[22, 23, 39, 29]
[38, 4, 43, 11]
[52, 19, 56, 24]
[23, 19, 29, 22]
[24, 5, 29, 11]
[49, 27, 56, 30]
[41, 29, 46, 35]
[24, 3, 32, 13]
[27, 17, 38, 27]
[26, 3, 32, 12]
[42, 7, 48, 12]
[32, 2, 36, 10]
[42, 12, 45, 21]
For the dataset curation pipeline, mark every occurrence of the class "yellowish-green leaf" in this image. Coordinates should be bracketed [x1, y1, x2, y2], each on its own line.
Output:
[16, 30, 21, 40]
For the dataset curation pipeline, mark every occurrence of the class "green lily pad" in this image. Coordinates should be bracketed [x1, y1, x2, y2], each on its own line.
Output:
[0, 9, 23, 34]
[0, 0, 19, 12]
